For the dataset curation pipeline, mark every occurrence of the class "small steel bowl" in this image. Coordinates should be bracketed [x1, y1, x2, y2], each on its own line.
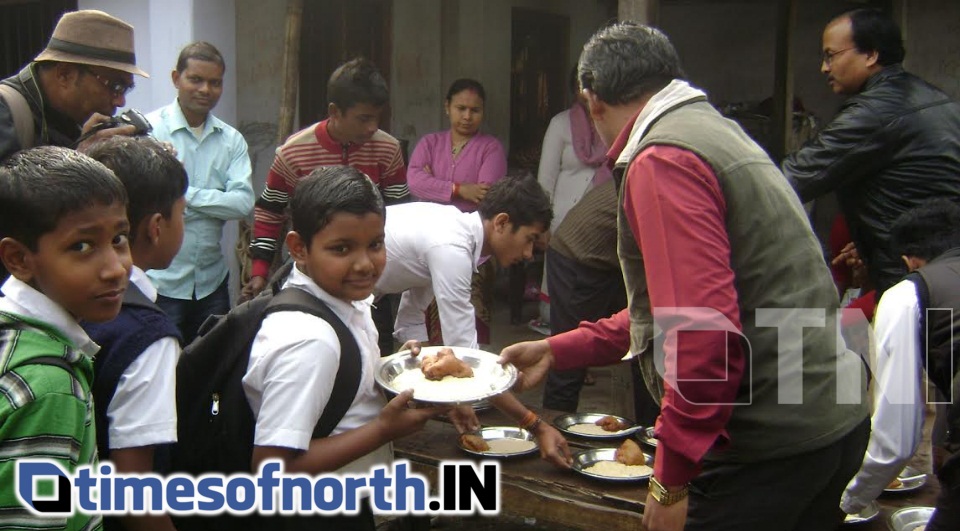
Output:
[842, 500, 880, 525]
[554, 412, 640, 439]
[376, 346, 517, 406]
[636, 426, 659, 448]
[458, 426, 539, 458]
[888, 506, 935, 531]
[883, 466, 927, 494]
[572, 448, 653, 482]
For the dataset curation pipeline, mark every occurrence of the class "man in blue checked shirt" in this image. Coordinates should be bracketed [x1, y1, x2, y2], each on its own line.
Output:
[147, 41, 254, 344]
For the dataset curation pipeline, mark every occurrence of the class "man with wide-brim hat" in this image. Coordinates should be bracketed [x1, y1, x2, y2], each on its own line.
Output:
[0, 9, 150, 161]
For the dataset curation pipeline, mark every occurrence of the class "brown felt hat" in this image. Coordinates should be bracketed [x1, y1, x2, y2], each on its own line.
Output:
[34, 10, 149, 78]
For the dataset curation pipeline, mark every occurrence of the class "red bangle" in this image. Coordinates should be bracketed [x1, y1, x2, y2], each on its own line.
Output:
[519, 410, 538, 429]
[452, 182, 461, 198]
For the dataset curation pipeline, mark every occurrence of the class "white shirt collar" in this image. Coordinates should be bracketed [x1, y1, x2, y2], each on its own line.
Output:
[0, 276, 99, 356]
[283, 264, 374, 319]
[129, 265, 158, 302]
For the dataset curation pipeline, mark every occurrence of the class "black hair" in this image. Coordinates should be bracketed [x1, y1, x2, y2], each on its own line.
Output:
[890, 199, 960, 262]
[289, 165, 385, 247]
[578, 21, 685, 106]
[85, 136, 188, 245]
[327, 58, 389, 112]
[477, 175, 553, 232]
[843, 8, 905, 66]
[445, 78, 486, 103]
[176, 41, 226, 73]
[568, 66, 580, 96]
[0, 146, 127, 251]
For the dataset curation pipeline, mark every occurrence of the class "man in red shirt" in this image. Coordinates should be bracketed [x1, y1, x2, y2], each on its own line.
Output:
[501, 22, 869, 531]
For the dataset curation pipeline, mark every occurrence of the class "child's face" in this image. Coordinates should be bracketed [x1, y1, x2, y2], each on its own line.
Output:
[294, 212, 386, 302]
[329, 103, 383, 145]
[489, 217, 544, 267]
[155, 197, 187, 269]
[22, 202, 132, 322]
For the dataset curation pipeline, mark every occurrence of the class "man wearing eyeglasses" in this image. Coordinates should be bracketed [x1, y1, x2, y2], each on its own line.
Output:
[782, 8, 960, 298]
[0, 9, 148, 162]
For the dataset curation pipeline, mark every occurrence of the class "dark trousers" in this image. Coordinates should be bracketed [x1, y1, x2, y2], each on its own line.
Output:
[928, 453, 960, 530]
[685, 418, 870, 531]
[156, 277, 231, 346]
[542, 248, 627, 412]
[373, 293, 398, 356]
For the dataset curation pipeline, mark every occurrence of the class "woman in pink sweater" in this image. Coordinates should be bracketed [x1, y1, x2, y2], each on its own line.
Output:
[407, 79, 507, 345]
[407, 79, 507, 213]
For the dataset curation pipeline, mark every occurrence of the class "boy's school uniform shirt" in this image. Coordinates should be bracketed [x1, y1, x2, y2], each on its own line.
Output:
[147, 101, 255, 300]
[242, 265, 391, 476]
[104, 266, 179, 450]
[841, 279, 925, 514]
[0, 276, 102, 531]
[375, 202, 486, 349]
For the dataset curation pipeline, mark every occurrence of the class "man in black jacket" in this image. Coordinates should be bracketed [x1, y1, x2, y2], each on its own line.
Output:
[783, 8, 960, 296]
[0, 10, 148, 162]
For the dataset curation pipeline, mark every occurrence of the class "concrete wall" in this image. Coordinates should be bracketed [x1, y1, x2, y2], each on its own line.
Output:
[903, 0, 960, 100]
[80, 0, 244, 302]
[659, 0, 842, 129]
[434, 0, 611, 150]
[234, 0, 285, 194]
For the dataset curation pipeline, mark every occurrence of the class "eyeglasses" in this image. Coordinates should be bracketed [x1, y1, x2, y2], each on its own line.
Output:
[81, 67, 135, 97]
[821, 47, 856, 66]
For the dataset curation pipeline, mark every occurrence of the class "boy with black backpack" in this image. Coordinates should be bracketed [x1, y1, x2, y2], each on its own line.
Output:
[82, 136, 187, 531]
[240, 166, 442, 529]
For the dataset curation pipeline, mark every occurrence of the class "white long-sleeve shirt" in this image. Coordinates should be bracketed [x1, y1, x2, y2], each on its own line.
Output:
[374, 202, 485, 349]
[841, 279, 926, 514]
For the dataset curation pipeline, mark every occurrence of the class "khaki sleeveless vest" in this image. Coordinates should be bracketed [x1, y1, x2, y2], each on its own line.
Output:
[617, 99, 868, 462]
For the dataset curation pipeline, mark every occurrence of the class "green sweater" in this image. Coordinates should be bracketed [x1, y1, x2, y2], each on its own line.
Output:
[0, 311, 101, 531]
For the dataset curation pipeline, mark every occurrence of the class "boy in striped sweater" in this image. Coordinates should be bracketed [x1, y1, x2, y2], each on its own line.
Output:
[243, 58, 409, 301]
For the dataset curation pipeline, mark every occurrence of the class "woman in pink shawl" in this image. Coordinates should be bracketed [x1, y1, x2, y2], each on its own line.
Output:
[530, 69, 612, 336]
[407, 79, 507, 345]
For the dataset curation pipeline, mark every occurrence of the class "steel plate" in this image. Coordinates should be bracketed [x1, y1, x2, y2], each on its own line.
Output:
[457, 426, 539, 458]
[376, 346, 517, 405]
[554, 412, 640, 439]
[571, 448, 653, 482]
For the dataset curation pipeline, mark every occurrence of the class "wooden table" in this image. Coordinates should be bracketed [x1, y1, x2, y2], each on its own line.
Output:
[392, 409, 941, 531]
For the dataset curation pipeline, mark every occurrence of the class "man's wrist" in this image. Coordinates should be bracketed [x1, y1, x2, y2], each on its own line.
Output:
[649, 476, 689, 506]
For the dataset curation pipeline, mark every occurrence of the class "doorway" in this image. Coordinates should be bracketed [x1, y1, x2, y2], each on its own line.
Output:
[298, 0, 392, 130]
[509, 8, 570, 171]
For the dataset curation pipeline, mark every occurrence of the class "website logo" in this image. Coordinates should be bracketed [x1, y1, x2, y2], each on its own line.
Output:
[16, 461, 73, 515]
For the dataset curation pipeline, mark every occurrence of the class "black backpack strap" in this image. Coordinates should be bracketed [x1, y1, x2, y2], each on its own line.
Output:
[265, 288, 363, 439]
[0, 319, 78, 382]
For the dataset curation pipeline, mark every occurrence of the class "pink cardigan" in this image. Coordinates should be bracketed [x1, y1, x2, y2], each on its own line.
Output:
[407, 130, 507, 212]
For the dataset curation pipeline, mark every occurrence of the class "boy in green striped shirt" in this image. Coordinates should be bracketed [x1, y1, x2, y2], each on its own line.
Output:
[0, 146, 132, 530]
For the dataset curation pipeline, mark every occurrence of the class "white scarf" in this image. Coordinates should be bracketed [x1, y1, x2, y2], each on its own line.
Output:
[615, 79, 708, 166]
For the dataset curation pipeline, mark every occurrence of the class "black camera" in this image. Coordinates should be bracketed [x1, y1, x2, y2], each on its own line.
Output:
[90, 109, 153, 136]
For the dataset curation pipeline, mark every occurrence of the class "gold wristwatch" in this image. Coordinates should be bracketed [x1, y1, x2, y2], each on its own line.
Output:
[649, 476, 689, 506]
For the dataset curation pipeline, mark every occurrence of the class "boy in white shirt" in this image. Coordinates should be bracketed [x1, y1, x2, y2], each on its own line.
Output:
[376, 176, 573, 468]
[83, 136, 187, 531]
[243, 165, 443, 530]
[841, 199, 960, 529]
